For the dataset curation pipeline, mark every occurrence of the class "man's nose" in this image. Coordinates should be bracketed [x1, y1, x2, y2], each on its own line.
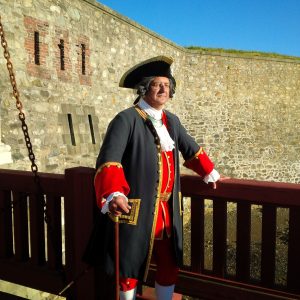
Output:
[159, 84, 166, 91]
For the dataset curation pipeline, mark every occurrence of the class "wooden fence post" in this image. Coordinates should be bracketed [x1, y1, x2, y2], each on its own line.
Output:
[64, 167, 96, 299]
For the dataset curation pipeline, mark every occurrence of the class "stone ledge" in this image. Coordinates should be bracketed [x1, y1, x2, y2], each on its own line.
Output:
[0, 143, 13, 165]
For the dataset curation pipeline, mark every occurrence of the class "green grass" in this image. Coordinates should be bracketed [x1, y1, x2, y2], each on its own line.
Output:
[185, 46, 300, 61]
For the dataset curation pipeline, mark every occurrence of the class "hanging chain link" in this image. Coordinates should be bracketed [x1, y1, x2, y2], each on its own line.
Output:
[1, 16, 83, 297]
[0, 15, 38, 175]
[0, 15, 89, 296]
[0, 14, 47, 219]
[0, 15, 53, 233]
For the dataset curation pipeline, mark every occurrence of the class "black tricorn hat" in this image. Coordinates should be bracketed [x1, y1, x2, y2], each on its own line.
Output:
[119, 55, 175, 89]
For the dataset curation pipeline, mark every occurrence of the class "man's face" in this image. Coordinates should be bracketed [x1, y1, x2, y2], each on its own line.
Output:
[143, 76, 170, 110]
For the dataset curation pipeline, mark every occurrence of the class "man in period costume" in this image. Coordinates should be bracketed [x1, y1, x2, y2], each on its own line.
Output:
[93, 56, 220, 300]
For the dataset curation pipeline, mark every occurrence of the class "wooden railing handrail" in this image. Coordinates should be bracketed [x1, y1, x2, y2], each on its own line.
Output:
[0, 167, 97, 298]
[179, 173, 300, 298]
[181, 174, 300, 206]
[0, 168, 65, 194]
[1, 167, 300, 299]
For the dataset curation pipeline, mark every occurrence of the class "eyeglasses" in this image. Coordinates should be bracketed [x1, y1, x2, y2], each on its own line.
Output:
[150, 82, 170, 89]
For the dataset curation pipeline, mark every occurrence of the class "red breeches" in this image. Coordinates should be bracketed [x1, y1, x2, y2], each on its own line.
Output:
[119, 237, 179, 291]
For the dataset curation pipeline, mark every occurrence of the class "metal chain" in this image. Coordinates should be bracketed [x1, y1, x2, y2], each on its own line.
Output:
[0, 15, 38, 175]
[0, 16, 87, 297]
[0, 15, 89, 296]
[0, 15, 52, 240]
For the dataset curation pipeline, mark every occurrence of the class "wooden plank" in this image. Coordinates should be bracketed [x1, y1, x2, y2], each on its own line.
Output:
[0, 190, 13, 258]
[1, 169, 300, 299]
[64, 167, 96, 299]
[181, 175, 300, 206]
[176, 270, 300, 300]
[261, 204, 277, 287]
[46, 194, 62, 270]
[287, 206, 300, 293]
[236, 202, 251, 281]
[0, 260, 65, 295]
[12, 192, 29, 261]
[28, 193, 45, 265]
[0, 169, 65, 194]
[190, 196, 204, 273]
[146, 267, 300, 300]
[213, 198, 227, 277]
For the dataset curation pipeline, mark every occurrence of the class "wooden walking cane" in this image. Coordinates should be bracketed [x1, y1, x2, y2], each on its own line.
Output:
[114, 216, 120, 300]
[109, 199, 141, 299]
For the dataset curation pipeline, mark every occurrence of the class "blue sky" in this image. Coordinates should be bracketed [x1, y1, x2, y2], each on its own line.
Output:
[97, 0, 300, 57]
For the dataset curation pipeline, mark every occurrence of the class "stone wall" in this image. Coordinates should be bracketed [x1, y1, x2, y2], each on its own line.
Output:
[0, 0, 299, 183]
[179, 53, 300, 182]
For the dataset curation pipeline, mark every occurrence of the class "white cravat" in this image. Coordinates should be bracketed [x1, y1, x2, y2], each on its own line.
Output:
[138, 99, 175, 152]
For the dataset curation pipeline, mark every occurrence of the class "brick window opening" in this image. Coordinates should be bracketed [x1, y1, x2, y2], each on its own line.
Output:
[67, 114, 76, 146]
[88, 114, 96, 144]
[81, 44, 86, 75]
[59, 39, 65, 71]
[34, 31, 40, 65]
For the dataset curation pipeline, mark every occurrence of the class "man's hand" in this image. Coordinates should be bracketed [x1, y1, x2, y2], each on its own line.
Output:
[109, 195, 131, 217]
[211, 175, 231, 190]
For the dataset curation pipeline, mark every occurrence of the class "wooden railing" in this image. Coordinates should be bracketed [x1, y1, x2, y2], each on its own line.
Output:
[0, 167, 97, 299]
[1, 167, 300, 299]
[173, 175, 300, 299]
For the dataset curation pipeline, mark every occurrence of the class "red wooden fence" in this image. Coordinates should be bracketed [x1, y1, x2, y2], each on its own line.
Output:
[0, 167, 96, 299]
[1, 167, 300, 299]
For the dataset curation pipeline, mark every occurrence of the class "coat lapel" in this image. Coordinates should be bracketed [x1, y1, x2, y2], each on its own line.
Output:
[164, 111, 176, 141]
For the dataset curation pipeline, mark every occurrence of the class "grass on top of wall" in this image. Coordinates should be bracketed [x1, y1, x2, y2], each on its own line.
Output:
[186, 46, 300, 61]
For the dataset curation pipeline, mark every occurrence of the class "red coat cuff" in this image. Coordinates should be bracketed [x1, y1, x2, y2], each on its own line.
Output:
[183, 147, 214, 177]
[94, 162, 130, 209]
